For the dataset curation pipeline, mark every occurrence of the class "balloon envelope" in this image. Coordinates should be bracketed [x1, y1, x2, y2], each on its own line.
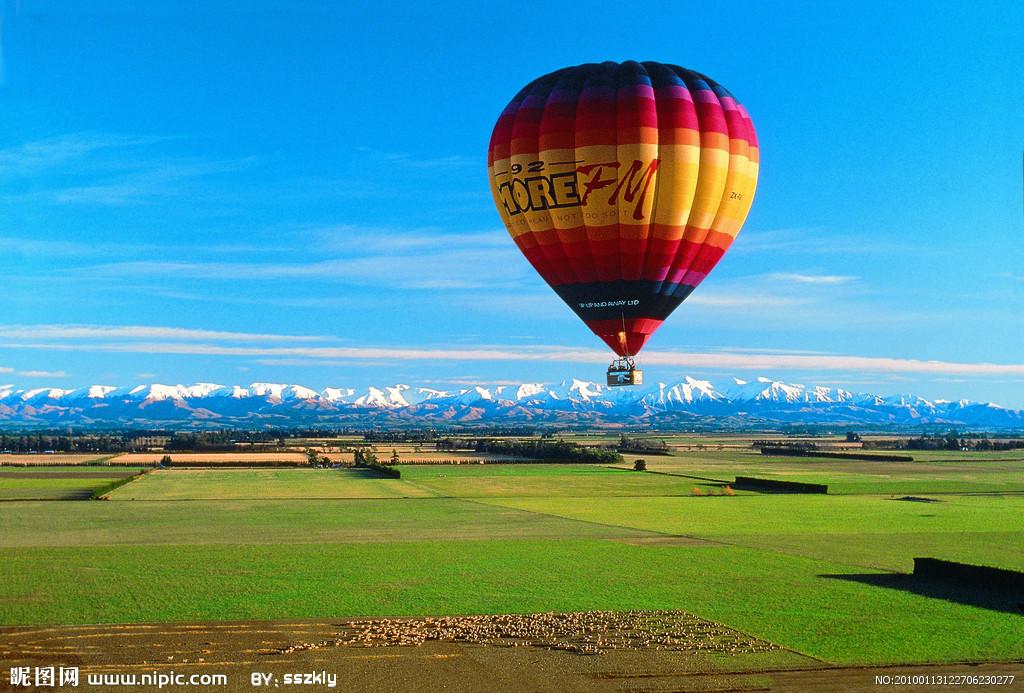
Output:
[487, 61, 759, 356]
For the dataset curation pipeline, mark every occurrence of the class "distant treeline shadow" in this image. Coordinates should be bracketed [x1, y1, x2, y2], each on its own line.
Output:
[821, 572, 1024, 616]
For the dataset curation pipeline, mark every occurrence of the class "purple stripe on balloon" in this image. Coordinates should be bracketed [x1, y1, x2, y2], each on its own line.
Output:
[665, 265, 709, 285]
[617, 84, 656, 100]
[647, 266, 672, 282]
[693, 89, 719, 104]
[664, 268, 686, 284]
[655, 84, 694, 102]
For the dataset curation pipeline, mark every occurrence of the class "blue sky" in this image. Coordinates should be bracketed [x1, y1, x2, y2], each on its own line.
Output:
[1, 1, 1023, 405]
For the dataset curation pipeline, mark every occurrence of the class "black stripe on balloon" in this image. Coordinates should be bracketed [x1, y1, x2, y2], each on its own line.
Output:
[551, 281, 695, 322]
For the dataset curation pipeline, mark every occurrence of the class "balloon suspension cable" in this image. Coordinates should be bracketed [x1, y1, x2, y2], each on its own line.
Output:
[612, 313, 635, 371]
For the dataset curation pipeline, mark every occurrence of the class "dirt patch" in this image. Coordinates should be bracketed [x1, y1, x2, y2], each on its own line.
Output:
[2, 616, 1021, 692]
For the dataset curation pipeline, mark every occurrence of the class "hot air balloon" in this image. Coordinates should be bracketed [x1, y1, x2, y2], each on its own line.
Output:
[487, 61, 759, 386]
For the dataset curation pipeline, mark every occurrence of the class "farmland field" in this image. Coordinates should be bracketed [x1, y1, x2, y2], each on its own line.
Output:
[0, 466, 144, 500]
[0, 454, 116, 466]
[2, 444, 1023, 689]
[110, 452, 315, 464]
[622, 448, 1024, 494]
[484, 494, 1024, 572]
[398, 462, 722, 497]
[106, 468, 437, 500]
[108, 449, 524, 466]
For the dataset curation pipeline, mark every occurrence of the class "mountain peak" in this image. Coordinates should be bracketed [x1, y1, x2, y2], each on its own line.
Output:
[0, 376, 1019, 430]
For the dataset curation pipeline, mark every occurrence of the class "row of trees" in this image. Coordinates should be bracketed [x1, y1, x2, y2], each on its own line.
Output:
[902, 434, 1024, 451]
[467, 439, 623, 464]
[0, 433, 144, 453]
[751, 440, 818, 451]
[857, 433, 1024, 451]
[618, 436, 670, 454]
[352, 448, 403, 465]
[364, 431, 437, 443]
[165, 431, 236, 451]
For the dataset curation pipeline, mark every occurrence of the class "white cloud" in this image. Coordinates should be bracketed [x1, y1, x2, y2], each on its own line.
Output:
[0, 366, 13, 373]
[84, 244, 528, 290]
[0, 133, 167, 176]
[147, 290, 389, 309]
[0, 324, 328, 342]
[686, 292, 810, 308]
[18, 370, 67, 378]
[49, 158, 249, 206]
[705, 346, 832, 355]
[404, 278, 490, 289]
[69, 224, 523, 291]
[451, 292, 570, 319]
[637, 352, 1024, 376]
[765, 273, 859, 285]
[733, 228, 910, 256]
[679, 273, 858, 313]
[312, 226, 508, 254]
[356, 147, 478, 170]
[0, 235, 293, 260]
[0, 133, 251, 207]
[6, 338, 1024, 377]
[0, 237, 100, 257]
[423, 378, 525, 387]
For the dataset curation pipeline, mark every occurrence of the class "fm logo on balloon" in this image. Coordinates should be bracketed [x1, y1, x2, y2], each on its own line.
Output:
[495, 158, 661, 222]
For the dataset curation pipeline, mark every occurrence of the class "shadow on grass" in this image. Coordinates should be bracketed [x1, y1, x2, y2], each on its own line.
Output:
[821, 573, 1024, 615]
[343, 467, 396, 479]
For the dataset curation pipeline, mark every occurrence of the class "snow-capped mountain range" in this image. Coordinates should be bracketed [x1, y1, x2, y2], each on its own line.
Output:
[0, 376, 1020, 430]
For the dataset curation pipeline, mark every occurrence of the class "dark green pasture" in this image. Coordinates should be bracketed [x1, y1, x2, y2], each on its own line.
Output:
[627, 449, 1024, 494]
[0, 467, 145, 500]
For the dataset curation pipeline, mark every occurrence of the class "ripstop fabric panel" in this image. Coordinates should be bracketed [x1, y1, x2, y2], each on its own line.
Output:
[487, 61, 759, 356]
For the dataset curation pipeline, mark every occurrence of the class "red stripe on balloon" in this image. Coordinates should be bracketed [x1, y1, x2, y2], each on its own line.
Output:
[585, 317, 663, 357]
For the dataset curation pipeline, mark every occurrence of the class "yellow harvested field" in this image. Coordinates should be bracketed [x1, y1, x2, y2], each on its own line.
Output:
[387, 452, 521, 463]
[0, 454, 113, 466]
[111, 452, 311, 464]
[110, 451, 521, 465]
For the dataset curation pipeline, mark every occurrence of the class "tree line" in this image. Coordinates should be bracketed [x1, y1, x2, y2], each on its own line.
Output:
[464, 439, 623, 464]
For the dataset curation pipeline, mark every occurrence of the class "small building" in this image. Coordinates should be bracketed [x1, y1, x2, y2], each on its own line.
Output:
[130, 436, 171, 450]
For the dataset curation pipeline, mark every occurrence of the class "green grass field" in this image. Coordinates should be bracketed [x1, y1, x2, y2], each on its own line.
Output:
[4, 540, 1021, 664]
[484, 494, 1024, 572]
[398, 463, 714, 497]
[0, 467, 145, 500]
[627, 449, 1024, 494]
[108, 468, 436, 500]
[1, 453, 1022, 667]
